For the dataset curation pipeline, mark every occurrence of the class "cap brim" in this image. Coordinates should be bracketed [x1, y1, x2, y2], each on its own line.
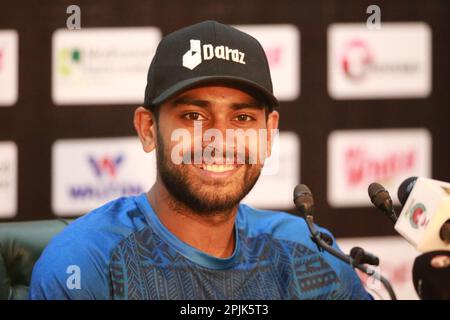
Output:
[150, 76, 279, 109]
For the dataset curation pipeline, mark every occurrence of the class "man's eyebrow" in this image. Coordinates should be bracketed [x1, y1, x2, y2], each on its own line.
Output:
[171, 96, 265, 110]
[230, 101, 265, 110]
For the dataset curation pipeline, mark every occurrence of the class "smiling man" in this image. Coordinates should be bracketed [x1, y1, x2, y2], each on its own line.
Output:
[29, 21, 371, 300]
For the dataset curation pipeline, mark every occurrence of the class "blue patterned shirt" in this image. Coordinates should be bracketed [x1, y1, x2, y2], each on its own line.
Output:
[29, 193, 371, 300]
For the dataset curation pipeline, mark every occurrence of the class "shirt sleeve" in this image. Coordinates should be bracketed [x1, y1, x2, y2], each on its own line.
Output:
[29, 237, 111, 300]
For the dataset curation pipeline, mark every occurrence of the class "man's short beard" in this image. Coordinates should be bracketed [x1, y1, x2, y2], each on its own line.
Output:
[155, 131, 261, 216]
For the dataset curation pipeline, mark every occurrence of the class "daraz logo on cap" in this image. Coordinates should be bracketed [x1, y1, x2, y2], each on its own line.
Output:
[182, 39, 246, 70]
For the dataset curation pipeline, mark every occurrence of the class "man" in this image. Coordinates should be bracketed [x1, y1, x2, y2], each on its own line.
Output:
[30, 21, 371, 300]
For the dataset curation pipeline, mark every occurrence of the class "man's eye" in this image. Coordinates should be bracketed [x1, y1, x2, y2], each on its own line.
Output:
[183, 112, 205, 121]
[234, 114, 255, 122]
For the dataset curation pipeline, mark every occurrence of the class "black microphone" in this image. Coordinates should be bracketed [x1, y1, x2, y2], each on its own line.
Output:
[441, 219, 450, 244]
[368, 182, 398, 224]
[293, 184, 397, 299]
[293, 184, 333, 245]
[397, 176, 418, 206]
[293, 184, 314, 217]
[412, 250, 450, 300]
[350, 247, 380, 266]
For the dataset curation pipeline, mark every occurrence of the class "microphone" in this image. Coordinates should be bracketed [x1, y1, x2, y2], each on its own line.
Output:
[441, 220, 450, 244]
[293, 184, 314, 217]
[367, 178, 450, 300]
[293, 184, 397, 299]
[350, 247, 380, 266]
[397, 176, 418, 207]
[412, 250, 450, 300]
[395, 177, 450, 252]
[368, 182, 398, 224]
[293, 184, 333, 245]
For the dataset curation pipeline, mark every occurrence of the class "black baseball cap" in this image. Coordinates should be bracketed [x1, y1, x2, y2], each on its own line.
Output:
[143, 20, 278, 110]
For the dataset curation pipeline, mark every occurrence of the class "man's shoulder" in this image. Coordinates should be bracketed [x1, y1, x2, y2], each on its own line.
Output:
[52, 194, 147, 248]
[29, 194, 148, 299]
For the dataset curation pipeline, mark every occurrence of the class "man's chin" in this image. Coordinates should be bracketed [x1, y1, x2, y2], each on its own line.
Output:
[157, 160, 261, 214]
[202, 190, 243, 203]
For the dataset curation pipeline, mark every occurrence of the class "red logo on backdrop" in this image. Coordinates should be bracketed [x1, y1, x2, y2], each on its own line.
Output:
[341, 40, 373, 81]
[264, 46, 282, 67]
[345, 147, 416, 187]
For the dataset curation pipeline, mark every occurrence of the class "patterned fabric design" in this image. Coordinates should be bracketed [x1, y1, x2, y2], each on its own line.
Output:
[109, 226, 357, 300]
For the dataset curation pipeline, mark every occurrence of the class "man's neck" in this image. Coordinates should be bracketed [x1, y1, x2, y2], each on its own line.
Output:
[146, 183, 238, 259]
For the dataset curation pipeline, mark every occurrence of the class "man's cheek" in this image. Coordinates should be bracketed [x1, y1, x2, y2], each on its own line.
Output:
[167, 131, 190, 165]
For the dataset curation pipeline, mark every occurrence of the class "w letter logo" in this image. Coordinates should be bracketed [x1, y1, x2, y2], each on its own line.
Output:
[183, 39, 202, 70]
[88, 154, 124, 178]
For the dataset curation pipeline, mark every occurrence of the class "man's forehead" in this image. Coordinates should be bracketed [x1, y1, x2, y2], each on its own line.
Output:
[168, 85, 265, 108]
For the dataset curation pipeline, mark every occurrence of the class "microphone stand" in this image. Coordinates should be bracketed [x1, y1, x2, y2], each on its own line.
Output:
[304, 215, 397, 300]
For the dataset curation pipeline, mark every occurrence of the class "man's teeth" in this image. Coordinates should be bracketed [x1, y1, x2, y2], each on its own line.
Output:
[202, 164, 236, 172]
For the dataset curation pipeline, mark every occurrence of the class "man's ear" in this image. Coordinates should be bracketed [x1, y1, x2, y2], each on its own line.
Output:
[134, 106, 157, 153]
[266, 110, 279, 158]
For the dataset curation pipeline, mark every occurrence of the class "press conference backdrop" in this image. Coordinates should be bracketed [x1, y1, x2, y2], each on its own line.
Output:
[0, 0, 449, 299]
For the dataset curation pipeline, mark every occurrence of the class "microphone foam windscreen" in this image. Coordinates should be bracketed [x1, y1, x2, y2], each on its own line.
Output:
[412, 250, 450, 300]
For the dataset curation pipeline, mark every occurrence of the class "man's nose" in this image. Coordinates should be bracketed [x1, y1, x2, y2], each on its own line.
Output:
[201, 117, 235, 155]
[210, 114, 230, 134]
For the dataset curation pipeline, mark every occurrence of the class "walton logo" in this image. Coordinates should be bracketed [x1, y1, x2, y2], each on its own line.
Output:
[88, 154, 124, 179]
[69, 154, 143, 200]
[182, 39, 246, 70]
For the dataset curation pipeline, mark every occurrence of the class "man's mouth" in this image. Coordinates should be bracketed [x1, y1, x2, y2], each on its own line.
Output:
[191, 161, 243, 178]
[198, 163, 238, 173]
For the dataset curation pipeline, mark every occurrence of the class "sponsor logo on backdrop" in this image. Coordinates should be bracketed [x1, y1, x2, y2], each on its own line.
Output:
[52, 27, 161, 105]
[88, 154, 123, 178]
[328, 22, 431, 99]
[234, 24, 300, 101]
[340, 38, 420, 82]
[0, 142, 17, 218]
[328, 129, 431, 207]
[341, 40, 373, 80]
[243, 131, 300, 208]
[344, 147, 416, 188]
[0, 30, 18, 106]
[52, 137, 156, 216]
[57, 47, 82, 77]
[68, 153, 143, 200]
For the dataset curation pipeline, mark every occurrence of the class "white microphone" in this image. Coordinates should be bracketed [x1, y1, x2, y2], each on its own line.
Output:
[395, 177, 450, 252]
